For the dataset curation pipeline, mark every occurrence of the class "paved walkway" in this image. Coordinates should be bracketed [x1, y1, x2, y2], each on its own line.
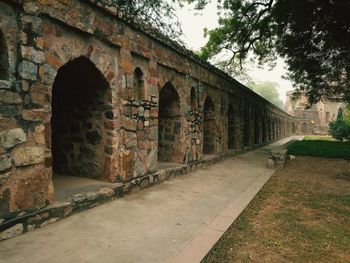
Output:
[0, 137, 301, 263]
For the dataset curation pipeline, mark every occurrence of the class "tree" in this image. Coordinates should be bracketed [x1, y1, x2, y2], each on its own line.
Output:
[197, 0, 350, 104]
[111, 0, 183, 40]
[248, 81, 284, 109]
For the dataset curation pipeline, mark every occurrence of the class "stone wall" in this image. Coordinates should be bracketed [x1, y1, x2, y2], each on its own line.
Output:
[0, 0, 293, 219]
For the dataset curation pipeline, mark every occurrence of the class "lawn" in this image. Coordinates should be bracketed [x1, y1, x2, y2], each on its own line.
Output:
[303, 135, 336, 141]
[287, 140, 350, 160]
[202, 157, 350, 263]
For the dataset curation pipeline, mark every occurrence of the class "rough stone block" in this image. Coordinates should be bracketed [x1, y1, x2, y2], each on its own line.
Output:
[30, 83, 50, 106]
[39, 64, 56, 85]
[119, 151, 134, 181]
[147, 148, 157, 172]
[0, 154, 12, 172]
[124, 131, 137, 148]
[0, 80, 11, 90]
[0, 90, 22, 105]
[0, 224, 23, 241]
[19, 61, 37, 81]
[22, 109, 47, 121]
[13, 146, 45, 166]
[21, 46, 45, 64]
[0, 128, 27, 149]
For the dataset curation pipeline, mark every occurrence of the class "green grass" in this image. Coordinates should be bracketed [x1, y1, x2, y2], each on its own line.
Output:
[288, 140, 350, 159]
[303, 135, 336, 141]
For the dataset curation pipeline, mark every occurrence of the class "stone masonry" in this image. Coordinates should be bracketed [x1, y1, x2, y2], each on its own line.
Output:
[285, 91, 346, 134]
[0, 0, 293, 234]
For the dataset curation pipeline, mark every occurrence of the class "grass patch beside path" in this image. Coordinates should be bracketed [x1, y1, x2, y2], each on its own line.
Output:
[288, 140, 350, 160]
[202, 157, 350, 263]
[303, 135, 336, 141]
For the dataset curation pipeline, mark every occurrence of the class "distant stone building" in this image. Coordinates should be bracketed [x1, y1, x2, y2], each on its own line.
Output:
[285, 91, 346, 134]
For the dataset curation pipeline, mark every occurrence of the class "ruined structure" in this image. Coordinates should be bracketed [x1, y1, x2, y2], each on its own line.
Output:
[285, 91, 345, 134]
[0, 0, 293, 238]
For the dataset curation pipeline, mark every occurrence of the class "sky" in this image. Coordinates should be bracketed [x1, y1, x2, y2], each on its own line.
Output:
[174, 1, 294, 104]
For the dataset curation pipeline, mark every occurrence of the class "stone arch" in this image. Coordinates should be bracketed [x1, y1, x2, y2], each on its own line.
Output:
[254, 108, 260, 144]
[228, 101, 235, 150]
[51, 56, 110, 180]
[292, 122, 297, 133]
[158, 82, 182, 163]
[133, 67, 145, 100]
[203, 96, 215, 154]
[262, 114, 267, 142]
[302, 122, 307, 134]
[0, 29, 9, 80]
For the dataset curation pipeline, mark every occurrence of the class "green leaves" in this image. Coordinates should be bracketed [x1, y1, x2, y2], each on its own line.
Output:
[197, 0, 350, 103]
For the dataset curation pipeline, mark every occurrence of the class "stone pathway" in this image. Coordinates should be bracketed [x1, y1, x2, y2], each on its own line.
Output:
[0, 136, 302, 263]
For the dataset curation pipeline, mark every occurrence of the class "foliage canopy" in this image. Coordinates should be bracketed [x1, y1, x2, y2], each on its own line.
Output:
[198, 0, 350, 104]
[248, 81, 284, 109]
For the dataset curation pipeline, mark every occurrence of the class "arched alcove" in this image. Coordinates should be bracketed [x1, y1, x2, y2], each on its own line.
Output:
[244, 107, 251, 146]
[254, 109, 260, 144]
[190, 87, 197, 110]
[158, 82, 182, 163]
[302, 122, 307, 134]
[133, 67, 144, 100]
[203, 96, 215, 154]
[227, 102, 235, 150]
[51, 56, 109, 179]
[0, 30, 9, 80]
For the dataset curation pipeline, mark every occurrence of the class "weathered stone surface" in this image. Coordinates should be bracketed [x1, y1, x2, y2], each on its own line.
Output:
[0, 154, 12, 172]
[33, 125, 45, 145]
[22, 109, 47, 121]
[0, 80, 12, 90]
[124, 131, 137, 148]
[147, 148, 158, 173]
[30, 83, 51, 106]
[134, 158, 143, 178]
[0, 128, 27, 149]
[0, 224, 23, 241]
[12, 166, 54, 210]
[13, 146, 45, 166]
[39, 64, 56, 85]
[21, 46, 45, 64]
[19, 61, 37, 81]
[98, 188, 114, 197]
[119, 151, 134, 181]
[40, 218, 59, 227]
[0, 90, 22, 104]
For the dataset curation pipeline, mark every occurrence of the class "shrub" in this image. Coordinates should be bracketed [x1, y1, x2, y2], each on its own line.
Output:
[288, 140, 350, 160]
[329, 118, 350, 141]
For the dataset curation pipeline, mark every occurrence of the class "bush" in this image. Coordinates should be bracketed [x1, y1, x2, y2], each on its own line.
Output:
[288, 140, 350, 160]
[329, 118, 350, 141]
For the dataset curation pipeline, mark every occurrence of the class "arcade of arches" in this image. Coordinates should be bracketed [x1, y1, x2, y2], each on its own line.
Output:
[0, 0, 294, 219]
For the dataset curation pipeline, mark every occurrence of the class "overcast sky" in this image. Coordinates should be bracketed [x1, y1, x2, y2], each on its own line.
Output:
[174, 1, 294, 104]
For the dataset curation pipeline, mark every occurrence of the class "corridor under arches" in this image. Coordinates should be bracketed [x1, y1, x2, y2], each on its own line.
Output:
[51, 56, 109, 180]
[158, 82, 182, 163]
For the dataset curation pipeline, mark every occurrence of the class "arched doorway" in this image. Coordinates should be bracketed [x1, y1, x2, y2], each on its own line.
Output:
[254, 109, 260, 144]
[203, 96, 215, 154]
[51, 56, 109, 179]
[158, 82, 182, 163]
[292, 122, 297, 133]
[302, 122, 307, 134]
[244, 107, 251, 146]
[133, 67, 144, 100]
[228, 102, 235, 150]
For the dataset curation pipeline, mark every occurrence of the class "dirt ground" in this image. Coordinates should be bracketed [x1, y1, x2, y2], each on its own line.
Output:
[203, 156, 350, 263]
